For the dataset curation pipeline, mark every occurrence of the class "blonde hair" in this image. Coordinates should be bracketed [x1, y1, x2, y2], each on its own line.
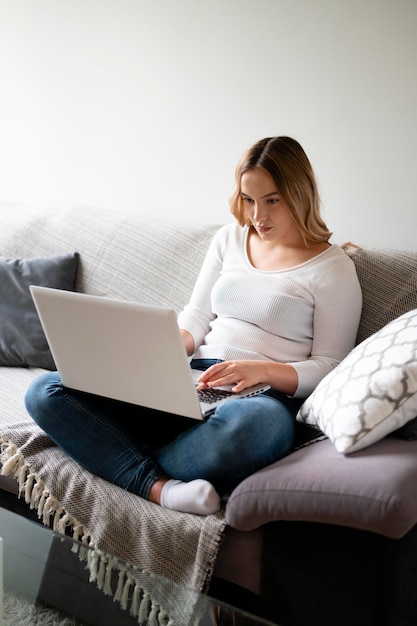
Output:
[230, 136, 332, 244]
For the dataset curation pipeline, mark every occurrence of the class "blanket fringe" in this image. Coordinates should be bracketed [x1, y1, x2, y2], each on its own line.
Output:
[82, 548, 178, 625]
[0, 436, 91, 546]
[1, 436, 197, 626]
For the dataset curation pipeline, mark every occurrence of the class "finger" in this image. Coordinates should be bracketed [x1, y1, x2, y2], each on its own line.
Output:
[197, 363, 227, 384]
[198, 372, 230, 388]
[206, 373, 240, 388]
[231, 380, 249, 393]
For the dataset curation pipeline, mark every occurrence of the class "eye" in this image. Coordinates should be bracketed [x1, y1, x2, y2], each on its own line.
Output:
[267, 197, 280, 205]
[241, 195, 254, 204]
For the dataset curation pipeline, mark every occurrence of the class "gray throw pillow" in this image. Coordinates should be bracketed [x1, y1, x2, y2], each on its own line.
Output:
[0, 253, 79, 369]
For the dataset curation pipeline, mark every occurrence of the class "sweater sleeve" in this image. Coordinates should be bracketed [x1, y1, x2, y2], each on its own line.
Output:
[290, 252, 363, 398]
[177, 226, 228, 350]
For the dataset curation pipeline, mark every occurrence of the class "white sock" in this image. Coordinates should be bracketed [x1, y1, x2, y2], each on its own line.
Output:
[160, 479, 221, 515]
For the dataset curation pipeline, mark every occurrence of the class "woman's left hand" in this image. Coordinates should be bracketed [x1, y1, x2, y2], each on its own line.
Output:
[197, 360, 267, 393]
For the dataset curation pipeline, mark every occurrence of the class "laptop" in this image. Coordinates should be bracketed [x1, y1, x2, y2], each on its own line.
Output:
[30, 286, 270, 420]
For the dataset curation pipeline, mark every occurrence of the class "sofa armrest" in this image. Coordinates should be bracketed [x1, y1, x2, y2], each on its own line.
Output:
[225, 437, 417, 539]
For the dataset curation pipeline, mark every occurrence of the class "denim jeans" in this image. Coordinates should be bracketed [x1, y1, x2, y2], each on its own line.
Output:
[25, 361, 302, 499]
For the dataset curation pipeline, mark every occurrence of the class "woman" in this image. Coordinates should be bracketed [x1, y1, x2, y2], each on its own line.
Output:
[25, 136, 362, 516]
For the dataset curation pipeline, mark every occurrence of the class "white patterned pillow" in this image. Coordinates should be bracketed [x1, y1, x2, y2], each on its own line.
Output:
[297, 308, 417, 454]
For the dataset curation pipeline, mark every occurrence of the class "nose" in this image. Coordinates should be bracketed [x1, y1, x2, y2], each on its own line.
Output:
[252, 203, 267, 224]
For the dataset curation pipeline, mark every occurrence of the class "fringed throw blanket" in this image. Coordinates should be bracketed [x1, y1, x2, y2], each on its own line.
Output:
[1, 421, 227, 625]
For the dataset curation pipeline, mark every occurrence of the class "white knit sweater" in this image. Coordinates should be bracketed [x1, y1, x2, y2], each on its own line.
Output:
[177, 224, 362, 397]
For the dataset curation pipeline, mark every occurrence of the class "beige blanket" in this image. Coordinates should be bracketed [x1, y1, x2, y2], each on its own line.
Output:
[1, 420, 226, 624]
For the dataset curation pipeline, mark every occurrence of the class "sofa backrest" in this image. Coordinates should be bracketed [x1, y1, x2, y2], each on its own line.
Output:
[0, 205, 220, 314]
[346, 246, 417, 345]
[1, 204, 416, 342]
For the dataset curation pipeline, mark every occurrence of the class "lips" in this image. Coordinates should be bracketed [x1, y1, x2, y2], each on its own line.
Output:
[257, 226, 272, 234]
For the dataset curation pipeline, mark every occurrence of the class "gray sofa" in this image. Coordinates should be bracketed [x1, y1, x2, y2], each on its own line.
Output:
[1, 204, 417, 626]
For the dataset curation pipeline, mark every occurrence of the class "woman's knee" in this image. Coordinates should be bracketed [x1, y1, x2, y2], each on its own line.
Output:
[213, 395, 295, 451]
[25, 372, 63, 422]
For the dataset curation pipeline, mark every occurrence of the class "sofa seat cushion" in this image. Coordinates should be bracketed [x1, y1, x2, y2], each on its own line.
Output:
[225, 436, 417, 539]
[0, 367, 45, 427]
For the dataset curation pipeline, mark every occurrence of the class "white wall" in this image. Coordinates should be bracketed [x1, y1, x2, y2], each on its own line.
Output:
[1, 0, 416, 249]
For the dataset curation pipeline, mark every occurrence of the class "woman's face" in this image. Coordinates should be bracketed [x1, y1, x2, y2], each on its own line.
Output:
[240, 168, 297, 243]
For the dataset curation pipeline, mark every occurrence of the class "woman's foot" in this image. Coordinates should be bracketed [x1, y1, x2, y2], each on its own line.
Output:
[159, 478, 221, 515]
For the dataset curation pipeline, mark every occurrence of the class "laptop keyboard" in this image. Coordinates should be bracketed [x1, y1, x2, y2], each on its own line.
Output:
[197, 387, 234, 404]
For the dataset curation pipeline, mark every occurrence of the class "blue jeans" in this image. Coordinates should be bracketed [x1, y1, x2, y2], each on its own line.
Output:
[25, 361, 302, 499]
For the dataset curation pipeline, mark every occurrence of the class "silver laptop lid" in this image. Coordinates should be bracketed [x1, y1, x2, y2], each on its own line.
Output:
[30, 286, 205, 420]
